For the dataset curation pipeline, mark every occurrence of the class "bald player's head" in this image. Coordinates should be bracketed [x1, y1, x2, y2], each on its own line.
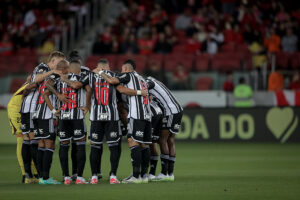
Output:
[56, 60, 69, 74]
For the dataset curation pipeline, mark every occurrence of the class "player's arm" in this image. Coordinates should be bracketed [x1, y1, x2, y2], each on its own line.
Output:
[79, 85, 92, 115]
[43, 89, 60, 117]
[45, 79, 69, 103]
[34, 70, 59, 84]
[60, 74, 83, 89]
[100, 71, 120, 85]
[22, 82, 37, 97]
[116, 85, 147, 97]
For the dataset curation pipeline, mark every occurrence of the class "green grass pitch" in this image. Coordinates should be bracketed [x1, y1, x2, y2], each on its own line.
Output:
[0, 111, 300, 200]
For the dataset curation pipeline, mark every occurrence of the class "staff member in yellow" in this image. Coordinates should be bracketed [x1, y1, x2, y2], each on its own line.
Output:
[7, 76, 38, 183]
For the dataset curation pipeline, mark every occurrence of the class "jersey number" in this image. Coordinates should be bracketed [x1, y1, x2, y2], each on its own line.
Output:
[61, 92, 77, 110]
[38, 84, 46, 104]
[140, 81, 148, 105]
[95, 86, 109, 106]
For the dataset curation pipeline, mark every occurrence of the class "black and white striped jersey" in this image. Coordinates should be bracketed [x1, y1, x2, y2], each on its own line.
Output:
[117, 71, 151, 121]
[146, 76, 183, 116]
[81, 65, 90, 76]
[88, 71, 119, 121]
[56, 73, 87, 120]
[34, 74, 60, 120]
[20, 63, 50, 114]
[150, 100, 163, 117]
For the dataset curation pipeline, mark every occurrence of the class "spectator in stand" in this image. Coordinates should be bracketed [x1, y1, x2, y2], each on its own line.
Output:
[234, 77, 254, 107]
[281, 28, 298, 53]
[92, 34, 105, 54]
[0, 34, 13, 56]
[186, 22, 198, 37]
[202, 34, 218, 55]
[223, 22, 235, 44]
[172, 62, 189, 90]
[143, 62, 165, 83]
[150, 3, 168, 27]
[137, 20, 151, 39]
[164, 25, 177, 46]
[121, 33, 139, 54]
[193, 8, 206, 24]
[249, 40, 267, 69]
[233, 24, 244, 44]
[210, 26, 224, 47]
[37, 38, 55, 55]
[186, 33, 201, 54]
[111, 34, 119, 54]
[288, 72, 300, 90]
[154, 32, 172, 54]
[175, 8, 192, 30]
[264, 28, 281, 54]
[268, 68, 284, 91]
[223, 72, 234, 92]
[196, 25, 207, 43]
[138, 32, 155, 55]
[221, 0, 236, 14]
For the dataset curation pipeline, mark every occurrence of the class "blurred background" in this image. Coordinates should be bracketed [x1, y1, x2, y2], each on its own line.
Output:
[0, 0, 300, 143]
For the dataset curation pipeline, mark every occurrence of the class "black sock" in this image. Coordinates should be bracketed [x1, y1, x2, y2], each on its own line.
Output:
[30, 140, 38, 174]
[22, 140, 32, 177]
[117, 140, 122, 164]
[59, 144, 70, 177]
[97, 144, 103, 175]
[108, 143, 120, 176]
[141, 147, 150, 177]
[149, 155, 159, 175]
[71, 141, 77, 175]
[37, 147, 45, 178]
[168, 156, 176, 175]
[76, 142, 86, 177]
[90, 144, 101, 176]
[130, 146, 142, 178]
[160, 154, 169, 175]
[43, 149, 54, 180]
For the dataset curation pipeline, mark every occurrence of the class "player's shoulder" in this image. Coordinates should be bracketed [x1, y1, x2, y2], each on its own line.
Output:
[80, 65, 91, 75]
[34, 62, 50, 74]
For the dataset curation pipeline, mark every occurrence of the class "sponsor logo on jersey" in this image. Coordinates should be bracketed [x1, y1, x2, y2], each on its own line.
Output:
[136, 131, 144, 137]
[92, 133, 98, 139]
[49, 75, 55, 79]
[59, 132, 66, 137]
[39, 129, 44, 134]
[110, 132, 118, 138]
[34, 129, 38, 135]
[74, 129, 82, 135]
[38, 69, 44, 73]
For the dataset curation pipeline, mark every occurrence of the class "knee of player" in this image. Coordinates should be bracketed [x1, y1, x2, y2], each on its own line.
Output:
[22, 134, 30, 141]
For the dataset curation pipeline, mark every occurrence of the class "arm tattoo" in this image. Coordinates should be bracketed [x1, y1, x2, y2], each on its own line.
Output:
[46, 82, 59, 96]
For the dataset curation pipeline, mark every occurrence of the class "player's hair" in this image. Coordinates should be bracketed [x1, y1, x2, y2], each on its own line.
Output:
[123, 59, 136, 70]
[48, 51, 65, 62]
[56, 60, 69, 70]
[68, 50, 82, 62]
[70, 60, 81, 65]
[98, 58, 109, 65]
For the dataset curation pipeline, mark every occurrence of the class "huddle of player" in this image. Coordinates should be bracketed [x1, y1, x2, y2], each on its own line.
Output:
[20, 50, 183, 185]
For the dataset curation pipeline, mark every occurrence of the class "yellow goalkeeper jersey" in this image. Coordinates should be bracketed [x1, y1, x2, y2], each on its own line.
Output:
[7, 84, 28, 135]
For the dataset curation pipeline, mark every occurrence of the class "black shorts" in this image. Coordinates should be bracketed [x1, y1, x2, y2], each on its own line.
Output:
[127, 118, 152, 144]
[151, 113, 163, 142]
[162, 112, 183, 134]
[34, 119, 56, 141]
[21, 113, 35, 134]
[89, 121, 121, 144]
[58, 119, 86, 141]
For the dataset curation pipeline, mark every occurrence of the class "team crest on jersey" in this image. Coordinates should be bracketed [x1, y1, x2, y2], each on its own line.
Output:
[59, 132, 66, 137]
[70, 76, 78, 81]
[49, 75, 55, 79]
[92, 133, 98, 139]
[174, 124, 181, 130]
[110, 132, 118, 138]
[136, 131, 144, 137]
[21, 124, 26, 130]
[38, 69, 44, 73]
[162, 117, 167, 123]
[74, 129, 82, 135]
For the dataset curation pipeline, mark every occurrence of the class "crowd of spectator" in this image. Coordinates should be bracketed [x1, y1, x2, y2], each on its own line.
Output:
[92, 0, 300, 57]
[0, 0, 88, 56]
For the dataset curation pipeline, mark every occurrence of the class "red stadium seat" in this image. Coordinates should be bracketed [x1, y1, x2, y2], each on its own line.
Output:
[195, 54, 211, 71]
[10, 78, 26, 93]
[164, 54, 194, 71]
[236, 44, 250, 54]
[172, 45, 186, 54]
[148, 54, 164, 67]
[23, 56, 39, 74]
[211, 58, 241, 71]
[195, 77, 213, 90]
[290, 52, 300, 69]
[85, 55, 99, 69]
[221, 43, 236, 52]
[276, 52, 292, 69]
[16, 48, 36, 56]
